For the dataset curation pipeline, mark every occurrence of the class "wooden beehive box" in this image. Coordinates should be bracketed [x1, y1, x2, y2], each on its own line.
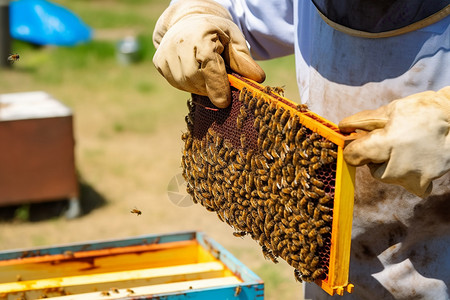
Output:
[0, 231, 264, 299]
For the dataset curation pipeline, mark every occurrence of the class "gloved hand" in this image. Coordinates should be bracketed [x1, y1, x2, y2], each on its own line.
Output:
[339, 87, 450, 198]
[152, 0, 265, 108]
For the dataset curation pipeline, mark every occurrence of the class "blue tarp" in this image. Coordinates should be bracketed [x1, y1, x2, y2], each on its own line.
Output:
[10, 0, 92, 46]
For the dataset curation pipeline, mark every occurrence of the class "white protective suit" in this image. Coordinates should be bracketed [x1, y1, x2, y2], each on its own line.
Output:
[209, 1, 450, 299]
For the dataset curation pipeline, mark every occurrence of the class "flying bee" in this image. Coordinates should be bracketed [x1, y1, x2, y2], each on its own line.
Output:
[130, 207, 142, 216]
[7, 53, 19, 64]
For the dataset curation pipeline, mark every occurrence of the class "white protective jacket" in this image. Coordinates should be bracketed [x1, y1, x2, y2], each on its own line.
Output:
[212, 1, 450, 299]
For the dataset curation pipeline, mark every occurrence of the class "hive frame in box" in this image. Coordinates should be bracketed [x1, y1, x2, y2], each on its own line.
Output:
[0, 231, 264, 299]
[228, 74, 356, 296]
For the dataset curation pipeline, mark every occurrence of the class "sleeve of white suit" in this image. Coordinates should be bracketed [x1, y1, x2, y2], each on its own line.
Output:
[207, 0, 296, 60]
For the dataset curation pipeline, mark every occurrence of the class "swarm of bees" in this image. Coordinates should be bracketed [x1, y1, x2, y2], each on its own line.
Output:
[181, 84, 337, 282]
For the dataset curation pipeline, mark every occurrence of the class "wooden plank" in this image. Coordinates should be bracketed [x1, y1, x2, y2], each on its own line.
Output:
[37, 277, 242, 300]
[0, 262, 226, 294]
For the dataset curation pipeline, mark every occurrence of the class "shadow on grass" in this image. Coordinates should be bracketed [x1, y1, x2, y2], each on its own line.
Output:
[0, 176, 107, 222]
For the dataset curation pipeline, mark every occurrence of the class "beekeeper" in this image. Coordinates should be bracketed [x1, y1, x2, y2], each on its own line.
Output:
[152, 1, 450, 299]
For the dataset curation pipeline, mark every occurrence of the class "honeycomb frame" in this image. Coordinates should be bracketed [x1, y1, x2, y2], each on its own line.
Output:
[181, 73, 356, 296]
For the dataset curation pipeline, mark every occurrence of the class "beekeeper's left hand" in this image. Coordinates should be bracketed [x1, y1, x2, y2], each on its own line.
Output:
[339, 86, 450, 198]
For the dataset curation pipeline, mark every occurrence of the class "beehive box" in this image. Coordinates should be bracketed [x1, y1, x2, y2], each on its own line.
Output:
[0, 231, 263, 299]
[182, 73, 356, 296]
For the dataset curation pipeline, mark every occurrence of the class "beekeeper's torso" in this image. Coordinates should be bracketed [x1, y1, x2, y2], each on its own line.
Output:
[217, 0, 450, 298]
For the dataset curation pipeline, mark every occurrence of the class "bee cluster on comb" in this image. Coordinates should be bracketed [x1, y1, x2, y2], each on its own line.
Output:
[181, 80, 341, 283]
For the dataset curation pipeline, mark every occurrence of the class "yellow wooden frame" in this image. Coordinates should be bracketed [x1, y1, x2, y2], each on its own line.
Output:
[228, 74, 356, 296]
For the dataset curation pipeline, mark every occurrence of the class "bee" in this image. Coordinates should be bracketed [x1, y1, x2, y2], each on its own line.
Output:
[130, 207, 142, 216]
[236, 116, 244, 129]
[322, 214, 333, 222]
[234, 286, 242, 297]
[310, 177, 324, 188]
[294, 269, 303, 282]
[296, 104, 308, 112]
[317, 203, 332, 213]
[300, 177, 310, 190]
[262, 245, 279, 263]
[319, 194, 332, 204]
[240, 134, 247, 149]
[301, 138, 311, 149]
[319, 226, 331, 234]
[100, 291, 110, 296]
[295, 128, 306, 143]
[329, 149, 338, 159]
[311, 162, 322, 170]
[253, 115, 262, 130]
[312, 186, 325, 197]
[233, 231, 247, 237]
[316, 233, 325, 247]
[280, 110, 290, 125]
[256, 97, 265, 108]
[299, 196, 308, 207]
[126, 288, 135, 294]
[272, 86, 285, 96]
[299, 159, 310, 166]
[7, 53, 20, 64]
[311, 268, 325, 280]
[239, 106, 248, 119]
[110, 288, 120, 294]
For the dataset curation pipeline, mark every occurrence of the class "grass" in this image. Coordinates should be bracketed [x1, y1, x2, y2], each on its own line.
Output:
[0, 1, 301, 299]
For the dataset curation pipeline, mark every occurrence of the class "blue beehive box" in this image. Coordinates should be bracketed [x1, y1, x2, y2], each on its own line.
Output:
[0, 231, 264, 299]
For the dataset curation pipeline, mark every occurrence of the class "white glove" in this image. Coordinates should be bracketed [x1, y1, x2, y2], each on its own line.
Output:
[152, 0, 265, 108]
[339, 86, 450, 197]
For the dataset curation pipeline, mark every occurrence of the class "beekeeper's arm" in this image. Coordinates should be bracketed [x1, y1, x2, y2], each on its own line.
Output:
[339, 87, 450, 197]
[152, 0, 294, 108]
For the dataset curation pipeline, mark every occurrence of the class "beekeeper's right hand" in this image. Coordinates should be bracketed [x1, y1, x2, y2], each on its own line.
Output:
[152, 0, 265, 108]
